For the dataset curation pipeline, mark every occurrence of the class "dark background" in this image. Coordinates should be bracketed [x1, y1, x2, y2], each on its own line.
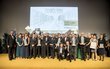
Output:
[0, 0, 110, 37]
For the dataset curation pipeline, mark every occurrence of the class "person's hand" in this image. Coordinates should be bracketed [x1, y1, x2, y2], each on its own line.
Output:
[32, 44, 34, 47]
[7, 45, 9, 48]
[67, 53, 69, 56]
[45, 43, 47, 45]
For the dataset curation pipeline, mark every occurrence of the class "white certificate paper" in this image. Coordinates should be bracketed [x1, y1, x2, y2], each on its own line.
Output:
[90, 42, 97, 49]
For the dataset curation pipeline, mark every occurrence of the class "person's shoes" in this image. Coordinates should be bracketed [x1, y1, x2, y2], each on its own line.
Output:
[70, 60, 72, 62]
[84, 59, 86, 61]
[102, 59, 104, 61]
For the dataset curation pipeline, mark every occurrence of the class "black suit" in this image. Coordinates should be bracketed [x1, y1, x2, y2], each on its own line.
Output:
[85, 37, 91, 59]
[36, 38, 42, 57]
[41, 37, 46, 58]
[7, 35, 16, 60]
[62, 37, 71, 45]
[70, 37, 79, 60]
[49, 37, 56, 58]
[55, 37, 62, 58]
[43, 36, 50, 58]
[30, 37, 37, 58]
[78, 36, 87, 61]
[58, 46, 65, 61]
[66, 45, 73, 62]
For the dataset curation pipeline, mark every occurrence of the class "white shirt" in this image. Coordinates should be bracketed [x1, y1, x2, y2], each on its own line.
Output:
[24, 38, 28, 46]
[72, 37, 76, 46]
[60, 47, 62, 53]
[57, 38, 61, 46]
[90, 39, 97, 49]
[81, 37, 84, 44]
[37, 39, 41, 46]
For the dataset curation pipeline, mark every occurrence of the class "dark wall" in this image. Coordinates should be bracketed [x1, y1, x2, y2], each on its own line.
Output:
[0, 0, 110, 37]
[0, 0, 2, 34]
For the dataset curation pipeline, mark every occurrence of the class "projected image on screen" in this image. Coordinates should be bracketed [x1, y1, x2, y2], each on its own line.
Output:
[30, 7, 78, 33]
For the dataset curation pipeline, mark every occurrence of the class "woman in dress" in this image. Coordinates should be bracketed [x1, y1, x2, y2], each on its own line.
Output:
[16, 33, 23, 58]
[97, 34, 106, 61]
[90, 34, 98, 61]
[23, 33, 30, 58]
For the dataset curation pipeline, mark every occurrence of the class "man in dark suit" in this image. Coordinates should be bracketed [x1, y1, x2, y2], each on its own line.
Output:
[70, 34, 79, 61]
[58, 43, 65, 61]
[49, 34, 56, 58]
[66, 41, 73, 62]
[30, 33, 37, 58]
[43, 33, 50, 58]
[41, 34, 46, 58]
[36, 35, 42, 57]
[55, 34, 62, 58]
[78, 33, 87, 61]
[7, 31, 16, 60]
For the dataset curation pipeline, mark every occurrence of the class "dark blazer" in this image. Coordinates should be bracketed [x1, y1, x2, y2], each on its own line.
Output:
[7, 35, 16, 47]
[70, 37, 79, 46]
[98, 38, 106, 48]
[36, 38, 42, 46]
[43, 36, 50, 45]
[30, 37, 37, 46]
[67, 45, 73, 55]
[55, 37, 63, 44]
[49, 37, 56, 45]
[58, 46, 65, 54]
[78, 36, 86, 45]
[61, 37, 71, 44]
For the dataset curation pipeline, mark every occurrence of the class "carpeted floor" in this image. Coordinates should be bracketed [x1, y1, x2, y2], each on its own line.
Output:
[0, 54, 110, 69]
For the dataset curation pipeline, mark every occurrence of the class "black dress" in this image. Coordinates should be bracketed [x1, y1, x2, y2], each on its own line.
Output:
[98, 39, 106, 55]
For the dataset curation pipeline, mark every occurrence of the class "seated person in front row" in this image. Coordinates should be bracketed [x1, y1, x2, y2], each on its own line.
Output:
[66, 41, 73, 62]
[58, 43, 65, 61]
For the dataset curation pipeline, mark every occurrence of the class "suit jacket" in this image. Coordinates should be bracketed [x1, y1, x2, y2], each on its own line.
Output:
[49, 37, 56, 45]
[36, 38, 42, 46]
[78, 36, 86, 45]
[7, 35, 16, 47]
[70, 37, 79, 46]
[30, 37, 37, 46]
[58, 46, 65, 55]
[66, 45, 73, 55]
[55, 37, 63, 44]
[62, 37, 71, 44]
[43, 36, 50, 45]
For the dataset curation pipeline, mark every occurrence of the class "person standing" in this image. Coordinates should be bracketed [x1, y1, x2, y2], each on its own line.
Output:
[90, 34, 98, 61]
[30, 33, 37, 58]
[49, 34, 56, 59]
[43, 33, 50, 58]
[66, 41, 73, 62]
[58, 43, 65, 61]
[36, 34, 42, 58]
[107, 37, 110, 57]
[98, 34, 106, 61]
[16, 33, 23, 58]
[23, 33, 30, 58]
[7, 31, 16, 60]
[41, 34, 46, 58]
[70, 34, 79, 61]
[55, 34, 62, 58]
[85, 33, 91, 60]
[79, 33, 87, 61]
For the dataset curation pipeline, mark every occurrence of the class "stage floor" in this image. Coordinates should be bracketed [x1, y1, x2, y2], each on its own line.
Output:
[0, 54, 110, 69]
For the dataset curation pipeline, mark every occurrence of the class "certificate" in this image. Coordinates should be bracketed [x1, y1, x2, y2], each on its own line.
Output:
[90, 42, 97, 49]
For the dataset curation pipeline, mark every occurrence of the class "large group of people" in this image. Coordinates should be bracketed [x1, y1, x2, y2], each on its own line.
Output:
[6, 30, 110, 62]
